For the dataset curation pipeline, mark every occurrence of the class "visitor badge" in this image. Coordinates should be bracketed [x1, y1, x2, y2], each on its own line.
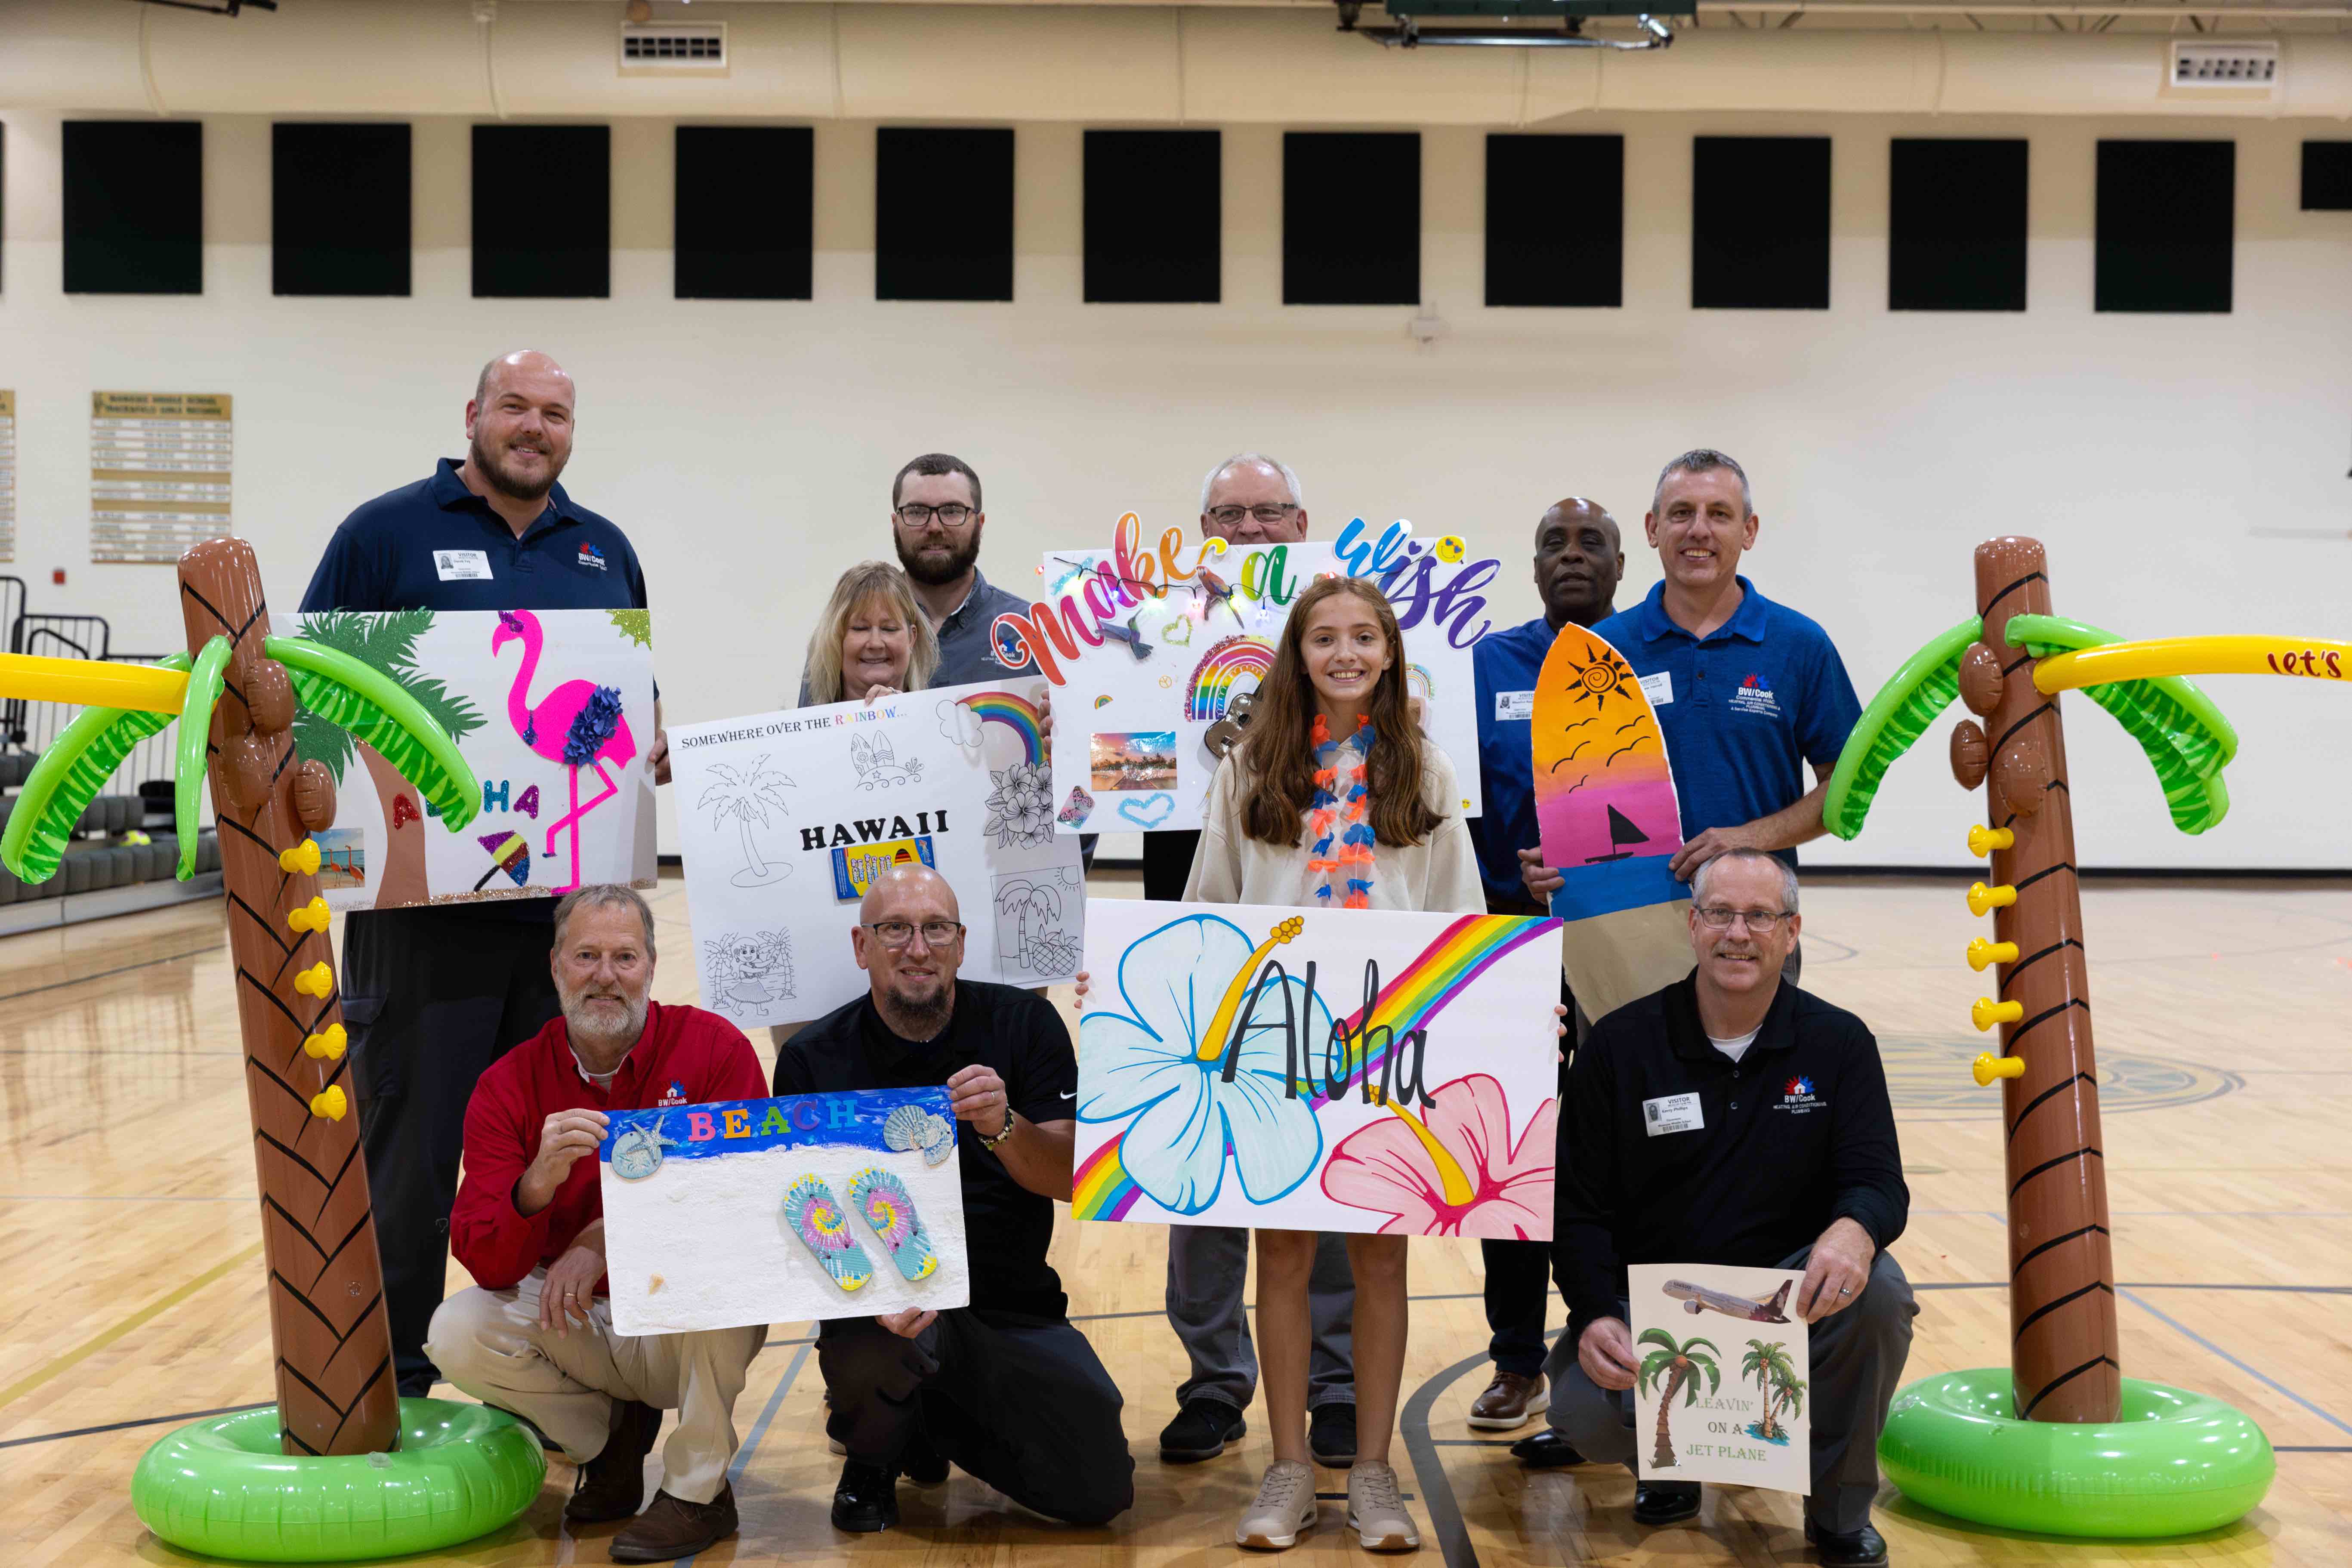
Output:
[1639, 671, 1673, 707]
[1642, 1092, 1704, 1136]
[1495, 689, 1535, 722]
[434, 549, 493, 582]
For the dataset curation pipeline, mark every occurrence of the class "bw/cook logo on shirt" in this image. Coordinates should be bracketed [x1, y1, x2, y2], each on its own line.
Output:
[657, 1079, 689, 1108]
[577, 542, 608, 572]
[1731, 673, 1781, 718]
[1776, 1074, 1822, 1114]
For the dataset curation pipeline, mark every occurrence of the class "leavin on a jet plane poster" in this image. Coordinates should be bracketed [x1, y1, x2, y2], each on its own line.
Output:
[1626, 1263, 1810, 1491]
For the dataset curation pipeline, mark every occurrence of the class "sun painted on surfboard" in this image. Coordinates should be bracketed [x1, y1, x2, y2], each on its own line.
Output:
[1533, 624, 1685, 870]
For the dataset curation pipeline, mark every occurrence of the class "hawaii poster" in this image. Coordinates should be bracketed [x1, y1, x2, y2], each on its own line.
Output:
[1073, 899, 1562, 1237]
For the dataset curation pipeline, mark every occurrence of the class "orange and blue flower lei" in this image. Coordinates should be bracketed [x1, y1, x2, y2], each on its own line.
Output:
[1307, 713, 1377, 909]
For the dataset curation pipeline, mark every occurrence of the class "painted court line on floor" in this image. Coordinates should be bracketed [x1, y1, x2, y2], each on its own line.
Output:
[0, 1241, 264, 1414]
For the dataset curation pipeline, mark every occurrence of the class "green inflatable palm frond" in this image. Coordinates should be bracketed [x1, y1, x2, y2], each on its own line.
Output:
[0, 654, 192, 884]
[286, 611, 484, 784]
[1822, 617, 1983, 841]
[265, 635, 482, 832]
[2003, 614, 2238, 835]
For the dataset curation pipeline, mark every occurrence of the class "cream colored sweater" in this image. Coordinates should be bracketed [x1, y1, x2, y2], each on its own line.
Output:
[1182, 740, 1485, 915]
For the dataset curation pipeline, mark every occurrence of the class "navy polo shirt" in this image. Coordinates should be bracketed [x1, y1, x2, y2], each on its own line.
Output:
[1467, 615, 1559, 907]
[1588, 577, 1861, 867]
[299, 459, 649, 617]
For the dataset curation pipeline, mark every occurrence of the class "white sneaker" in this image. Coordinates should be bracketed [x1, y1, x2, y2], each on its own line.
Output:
[1347, 1460, 1422, 1552]
[1236, 1459, 1318, 1550]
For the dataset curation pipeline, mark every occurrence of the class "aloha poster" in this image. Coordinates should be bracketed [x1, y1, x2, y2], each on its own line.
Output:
[669, 676, 1084, 1027]
[1073, 899, 1562, 1237]
[1627, 1262, 1811, 1492]
[269, 608, 657, 910]
[600, 1087, 970, 1333]
[1010, 515, 1493, 834]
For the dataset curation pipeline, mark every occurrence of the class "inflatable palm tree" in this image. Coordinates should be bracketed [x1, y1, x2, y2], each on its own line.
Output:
[0, 539, 479, 1458]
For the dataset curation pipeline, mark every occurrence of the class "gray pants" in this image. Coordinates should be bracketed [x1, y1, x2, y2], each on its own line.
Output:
[1167, 1225, 1356, 1412]
[1545, 1247, 1914, 1534]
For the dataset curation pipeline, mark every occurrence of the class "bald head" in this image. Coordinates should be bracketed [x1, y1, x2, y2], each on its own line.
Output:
[464, 351, 576, 506]
[859, 862, 961, 926]
[475, 349, 572, 407]
[1534, 497, 1625, 631]
[854, 863, 966, 1035]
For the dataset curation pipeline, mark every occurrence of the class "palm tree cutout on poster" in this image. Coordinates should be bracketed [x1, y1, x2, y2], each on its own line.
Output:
[992, 870, 1083, 975]
[1741, 1339, 1803, 1446]
[697, 755, 796, 887]
[1636, 1330, 1721, 1470]
[286, 610, 487, 909]
[492, 607, 635, 895]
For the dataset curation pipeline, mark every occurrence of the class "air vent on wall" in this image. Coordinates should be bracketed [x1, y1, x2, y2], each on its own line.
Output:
[2170, 40, 2278, 90]
[620, 22, 726, 73]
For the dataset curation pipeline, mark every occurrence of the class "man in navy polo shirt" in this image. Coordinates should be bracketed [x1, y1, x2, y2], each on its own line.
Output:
[299, 349, 667, 1398]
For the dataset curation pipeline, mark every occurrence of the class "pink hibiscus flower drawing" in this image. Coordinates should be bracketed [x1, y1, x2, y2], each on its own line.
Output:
[1322, 1073, 1556, 1238]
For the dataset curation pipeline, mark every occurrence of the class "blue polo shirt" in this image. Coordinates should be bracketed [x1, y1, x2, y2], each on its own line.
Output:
[299, 459, 650, 616]
[1589, 577, 1861, 868]
[1468, 615, 1559, 907]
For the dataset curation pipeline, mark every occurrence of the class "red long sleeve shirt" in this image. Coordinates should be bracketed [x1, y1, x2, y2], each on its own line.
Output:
[450, 1000, 768, 1293]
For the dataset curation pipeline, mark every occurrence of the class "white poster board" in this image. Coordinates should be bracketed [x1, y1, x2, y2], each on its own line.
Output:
[601, 1088, 969, 1333]
[1072, 899, 1561, 1236]
[273, 608, 657, 910]
[669, 677, 1084, 1028]
[1627, 1262, 1811, 1491]
[1003, 516, 1498, 835]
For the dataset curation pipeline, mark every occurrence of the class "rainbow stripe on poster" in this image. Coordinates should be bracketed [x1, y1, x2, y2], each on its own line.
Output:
[1185, 636, 1275, 722]
[1071, 913, 1560, 1221]
[960, 690, 1045, 765]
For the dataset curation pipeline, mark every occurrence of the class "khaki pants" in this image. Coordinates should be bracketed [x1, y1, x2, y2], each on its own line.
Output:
[427, 1270, 766, 1505]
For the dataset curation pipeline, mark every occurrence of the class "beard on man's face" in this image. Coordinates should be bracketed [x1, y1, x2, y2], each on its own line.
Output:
[895, 525, 981, 588]
[471, 431, 564, 503]
[561, 982, 647, 1049]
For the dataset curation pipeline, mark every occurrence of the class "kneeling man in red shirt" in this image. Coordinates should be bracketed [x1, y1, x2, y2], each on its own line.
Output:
[428, 885, 769, 1563]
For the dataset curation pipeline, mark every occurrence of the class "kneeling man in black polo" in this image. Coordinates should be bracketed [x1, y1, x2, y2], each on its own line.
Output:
[774, 863, 1136, 1534]
[1547, 849, 1915, 1568]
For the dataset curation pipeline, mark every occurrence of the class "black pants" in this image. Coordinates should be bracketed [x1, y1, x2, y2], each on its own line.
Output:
[1140, 828, 1200, 902]
[342, 907, 562, 1396]
[820, 1308, 1136, 1526]
[1480, 1238, 1554, 1379]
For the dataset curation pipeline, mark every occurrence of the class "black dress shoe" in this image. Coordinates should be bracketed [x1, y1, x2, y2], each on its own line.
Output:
[1633, 1480, 1701, 1526]
[564, 1400, 664, 1525]
[830, 1460, 900, 1533]
[1309, 1403, 1358, 1467]
[1805, 1518, 1889, 1565]
[1158, 1397, 1247, 1462]
[1508, 1430, 1586, 1468]
[901, 1432, 949, 1486]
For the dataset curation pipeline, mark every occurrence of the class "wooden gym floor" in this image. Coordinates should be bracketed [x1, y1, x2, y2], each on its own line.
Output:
[3, 870, 2349, 1567]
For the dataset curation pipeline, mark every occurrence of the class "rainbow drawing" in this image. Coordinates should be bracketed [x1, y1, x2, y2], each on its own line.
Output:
[1071, 913, 1561, 1221]
[1185, 636, 1275, 723]
[1532, 624, 1683, 871]
[959, 690, 1046, 765]
[1405, 662, 1435, 708]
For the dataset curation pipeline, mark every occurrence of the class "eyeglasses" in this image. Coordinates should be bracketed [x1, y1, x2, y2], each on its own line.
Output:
[1695, 907, 1791, 933]
[861, 919, 966, 949]
[895, 503, 975, 528]
[1206, 503, 1301, 528]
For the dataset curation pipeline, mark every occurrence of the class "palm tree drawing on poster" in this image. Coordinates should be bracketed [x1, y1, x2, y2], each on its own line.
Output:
[1741, 1339, 1800, 1445]
[1768, 1356, 1807, 1442]
[697, 755, 796, 887]
[288, 610, 485, 909]
[1636, 1329, 1720, 1470]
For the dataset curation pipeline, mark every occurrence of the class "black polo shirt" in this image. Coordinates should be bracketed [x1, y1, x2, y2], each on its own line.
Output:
[1553, 972, 1908, 1343]
[773, 980, 1078, 1320]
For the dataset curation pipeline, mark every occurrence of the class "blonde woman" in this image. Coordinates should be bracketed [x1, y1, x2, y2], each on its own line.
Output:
[798, 561, 941, 707]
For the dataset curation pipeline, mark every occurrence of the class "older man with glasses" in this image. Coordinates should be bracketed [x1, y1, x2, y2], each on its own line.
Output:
[1543, 849, 1914, 1567]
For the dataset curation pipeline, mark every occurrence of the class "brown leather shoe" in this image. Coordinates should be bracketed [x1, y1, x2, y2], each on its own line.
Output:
[609, 1486, 739, 1563]
[565, 1400, 664, 1525]
[1467, 1371, 1549, 1431]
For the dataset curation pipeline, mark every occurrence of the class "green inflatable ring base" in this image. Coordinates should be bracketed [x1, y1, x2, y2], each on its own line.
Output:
[1879, 1369, 2274, 1539]
[131, 1397, 546, 1562]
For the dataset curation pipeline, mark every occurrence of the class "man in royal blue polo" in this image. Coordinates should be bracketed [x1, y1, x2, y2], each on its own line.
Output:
[299, 349, 667, 1398]
[1524, 449, 1861, 987]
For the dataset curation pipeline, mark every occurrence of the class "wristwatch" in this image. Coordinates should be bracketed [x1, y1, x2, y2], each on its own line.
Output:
[978, 1107, 1017, 1150]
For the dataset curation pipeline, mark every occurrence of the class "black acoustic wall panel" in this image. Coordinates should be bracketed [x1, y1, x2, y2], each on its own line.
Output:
[273, 123, 411, 297]
[1888, 139, 2027, 312]
[1084, 130, 1219, 304]
[63, 121, 204, 295]
[472, 125, 609, 298]
[1485, 135, 1623, 308]
[675, 126, 813, 299]
[876, 128, 1015, 302]
[1284, 132, 1420, 306]
[2096, 140, 2233, 313]
[1691, 136, 1831, 310]
[2303, 142, 2352, 210]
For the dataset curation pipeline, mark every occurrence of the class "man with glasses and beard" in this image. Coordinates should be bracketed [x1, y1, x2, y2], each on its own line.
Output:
[776, 864, 1134, 1535]
[428, 886, 769, 1562]
[299, 351, 668, 1403]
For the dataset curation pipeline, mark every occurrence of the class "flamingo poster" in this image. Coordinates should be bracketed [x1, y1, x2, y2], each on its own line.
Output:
[669, 676, 1085, 1028]
[274, 608, 658, 910]
[1071, 898, 1562, 1238]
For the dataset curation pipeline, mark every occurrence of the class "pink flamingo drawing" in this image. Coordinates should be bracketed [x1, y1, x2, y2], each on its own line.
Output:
[491, 608, 637, 894]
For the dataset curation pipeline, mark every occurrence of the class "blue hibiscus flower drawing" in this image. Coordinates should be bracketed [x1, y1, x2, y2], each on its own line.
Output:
[1078, 914, 1335, 1215]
